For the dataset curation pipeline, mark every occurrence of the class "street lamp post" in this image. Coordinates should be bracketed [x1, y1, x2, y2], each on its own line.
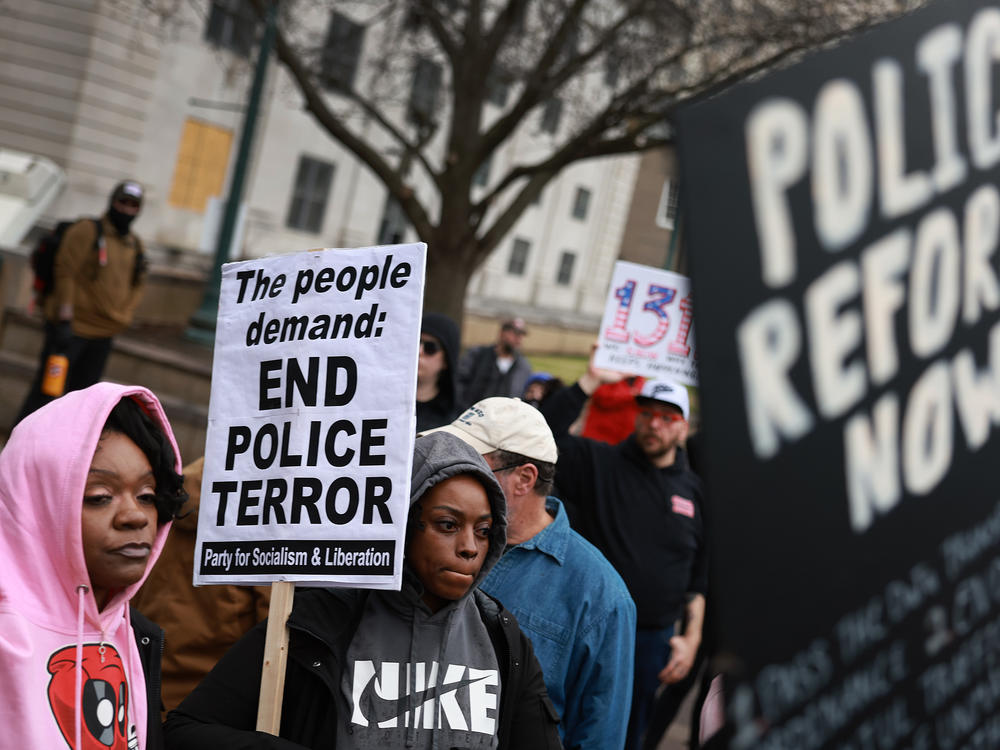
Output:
[186, 0, 278, 345]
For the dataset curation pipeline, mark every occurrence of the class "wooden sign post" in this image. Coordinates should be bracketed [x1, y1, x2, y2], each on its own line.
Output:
[255, 581, 295, 734]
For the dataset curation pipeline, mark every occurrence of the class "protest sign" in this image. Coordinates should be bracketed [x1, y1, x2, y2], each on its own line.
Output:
[674, 1, 1000, 747]
[592, 260, 697, 385]
[194, 244, 425, 590]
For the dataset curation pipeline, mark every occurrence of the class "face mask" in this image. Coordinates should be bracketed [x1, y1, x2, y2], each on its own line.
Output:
[107, 206, 136, 235]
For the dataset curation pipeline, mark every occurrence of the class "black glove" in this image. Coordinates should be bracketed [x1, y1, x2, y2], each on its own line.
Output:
[51, 321, 74, 352]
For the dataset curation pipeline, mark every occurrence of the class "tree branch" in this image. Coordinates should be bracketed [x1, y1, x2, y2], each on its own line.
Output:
[412, 0, 460, 63]
[254, 2, 437, 237]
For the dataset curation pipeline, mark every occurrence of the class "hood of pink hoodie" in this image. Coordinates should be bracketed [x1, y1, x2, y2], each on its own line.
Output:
[0, 383, 180, 748]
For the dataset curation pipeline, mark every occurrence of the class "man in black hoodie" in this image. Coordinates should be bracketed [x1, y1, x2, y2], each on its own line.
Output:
[416, 312, 462, 432]
[541, 360, 707, 750]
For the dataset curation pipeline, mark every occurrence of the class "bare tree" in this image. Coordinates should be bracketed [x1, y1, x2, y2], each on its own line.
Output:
[181, 0, 925, 322]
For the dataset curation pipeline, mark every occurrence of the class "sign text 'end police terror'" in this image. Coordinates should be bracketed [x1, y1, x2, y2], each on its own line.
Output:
[213, 354, 394, 528]
[737, 8, 1000, 534]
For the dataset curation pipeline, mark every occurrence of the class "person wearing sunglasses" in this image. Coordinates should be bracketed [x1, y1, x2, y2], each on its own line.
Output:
[415, 311, 462, 432]
[539, 357, 707, 750]
[17, 180, 148, 423]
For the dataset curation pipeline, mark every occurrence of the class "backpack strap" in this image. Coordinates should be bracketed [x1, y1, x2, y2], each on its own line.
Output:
[130, 231, 147, 286]
[83, 217, 104, 281]
[91, 218, 103, 251]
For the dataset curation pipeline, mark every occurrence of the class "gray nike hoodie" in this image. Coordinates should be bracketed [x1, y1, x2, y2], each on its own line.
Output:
[337, 431, 508, 749]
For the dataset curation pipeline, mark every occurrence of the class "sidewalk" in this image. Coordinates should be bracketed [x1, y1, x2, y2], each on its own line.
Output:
[656, 683, 697, 750]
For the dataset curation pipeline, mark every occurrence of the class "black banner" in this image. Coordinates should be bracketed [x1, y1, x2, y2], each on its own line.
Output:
[199, 539, 395, 576]
[675, 1, 1000, 747]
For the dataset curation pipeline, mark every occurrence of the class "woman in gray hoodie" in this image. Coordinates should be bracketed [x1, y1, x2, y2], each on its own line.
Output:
[164, 431, 562, 749]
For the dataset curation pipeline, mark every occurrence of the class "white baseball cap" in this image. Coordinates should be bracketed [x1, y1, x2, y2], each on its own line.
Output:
[637, 379, 690, 420]
[419, 397, 558, 463]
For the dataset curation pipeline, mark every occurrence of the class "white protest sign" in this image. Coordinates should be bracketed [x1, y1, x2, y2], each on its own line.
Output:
[593, 260, 697, 384]
[194, 243, 426, 589]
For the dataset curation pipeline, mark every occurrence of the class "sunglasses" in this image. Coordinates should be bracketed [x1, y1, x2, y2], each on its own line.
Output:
[637, 408, 685, 423]
[420, 339, 441, 356]
[115, 196, 141, 208]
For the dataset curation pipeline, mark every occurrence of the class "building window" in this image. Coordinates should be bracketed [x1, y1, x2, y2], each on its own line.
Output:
[322, 11, 364, 93]
[408, 57, 443, 126]
[473, 154, 492, 188]
[656, 179, 680, 229]
[563, 28, 580, 68]
[486, 69, 509, 108]
[204, 0, 256, 57]
[286, 156, 335, 233]
[540, 97, 562, 134]
[508, 238, 530, 276]
[572, 187, 591, 220]
[604, 54, 620, 88]
[556, 251, 576, 285]
[377, 195, 408, 245]
[168, 119, 233, 212]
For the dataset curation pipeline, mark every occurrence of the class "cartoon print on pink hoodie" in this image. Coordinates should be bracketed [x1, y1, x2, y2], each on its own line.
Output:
[48, 643, 132, 750]
[0, 383, 180, 749]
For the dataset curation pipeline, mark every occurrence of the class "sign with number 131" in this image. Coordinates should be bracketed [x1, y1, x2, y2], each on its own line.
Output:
[594, 261, 697, 385]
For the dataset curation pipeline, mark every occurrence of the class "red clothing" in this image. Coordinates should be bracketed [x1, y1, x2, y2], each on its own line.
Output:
[581, 377, 646, 444]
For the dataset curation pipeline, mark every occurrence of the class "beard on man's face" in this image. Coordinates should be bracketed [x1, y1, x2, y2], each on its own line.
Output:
[635, 423, 679, 462]
[640, 440, 674, 462]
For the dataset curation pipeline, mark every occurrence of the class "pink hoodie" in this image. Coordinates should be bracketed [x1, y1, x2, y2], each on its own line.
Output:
[0, 383, 180, 750]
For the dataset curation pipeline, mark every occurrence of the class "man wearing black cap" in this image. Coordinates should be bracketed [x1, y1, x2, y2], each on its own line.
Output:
[541, 355, 707, 750]
[16, 180, 147, 422]
[457, 316, 533, 405]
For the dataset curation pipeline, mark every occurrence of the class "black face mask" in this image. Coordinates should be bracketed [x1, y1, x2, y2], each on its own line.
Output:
[107, 206, 137, 235]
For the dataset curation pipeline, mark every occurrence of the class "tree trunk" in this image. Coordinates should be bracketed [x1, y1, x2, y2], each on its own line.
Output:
[420, 240, 481, 331]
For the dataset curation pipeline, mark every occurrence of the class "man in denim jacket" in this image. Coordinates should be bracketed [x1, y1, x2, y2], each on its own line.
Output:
[423, 398, 636, 749]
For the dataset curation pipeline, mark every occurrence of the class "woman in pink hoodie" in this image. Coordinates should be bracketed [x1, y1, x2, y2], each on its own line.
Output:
[0, 383, 186, 750]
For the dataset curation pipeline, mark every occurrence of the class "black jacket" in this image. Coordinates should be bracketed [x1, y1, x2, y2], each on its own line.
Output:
[415, 390, 461, 434]
[163, 587, 562, 749]
[457, 345, 533, 406]
[131, 608, 165, 750]
[541, 383, 708, 630]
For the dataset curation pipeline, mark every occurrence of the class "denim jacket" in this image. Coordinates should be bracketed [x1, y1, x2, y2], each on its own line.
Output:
[482, 498, 637, 749]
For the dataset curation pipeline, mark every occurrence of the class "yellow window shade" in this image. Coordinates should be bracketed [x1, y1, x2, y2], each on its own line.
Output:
[169, 119, 233, 212]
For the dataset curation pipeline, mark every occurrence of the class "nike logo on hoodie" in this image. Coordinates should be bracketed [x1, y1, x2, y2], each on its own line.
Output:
[350, 660, 499, 732]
